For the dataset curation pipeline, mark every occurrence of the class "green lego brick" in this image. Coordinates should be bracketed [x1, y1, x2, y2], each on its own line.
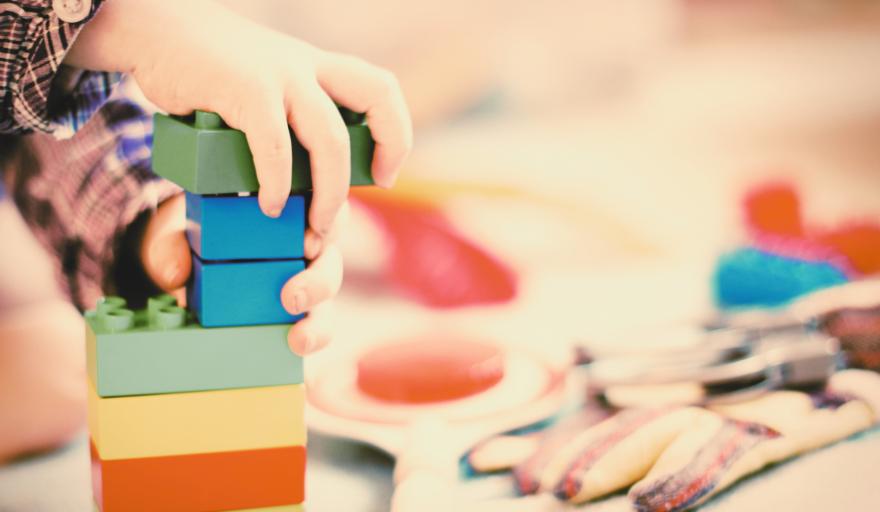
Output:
[152, 108, 374, 194]
[85, 295, 302, 397]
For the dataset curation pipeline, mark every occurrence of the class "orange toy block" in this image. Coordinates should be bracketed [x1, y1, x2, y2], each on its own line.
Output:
[91, 441, 305, 511]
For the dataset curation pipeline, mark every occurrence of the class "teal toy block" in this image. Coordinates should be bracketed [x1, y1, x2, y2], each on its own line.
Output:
[152, 108, 374, 194]
[189, 255, 306, 327]
[85, 295, 302, 398]
[186, 192, 306, 261]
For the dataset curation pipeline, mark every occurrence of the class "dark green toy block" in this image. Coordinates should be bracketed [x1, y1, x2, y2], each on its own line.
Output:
[85, 295, 302, 397]
[151, 108, 375, 194]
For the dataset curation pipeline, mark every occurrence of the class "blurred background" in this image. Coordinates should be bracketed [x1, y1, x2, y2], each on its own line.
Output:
[212, 0, 880, 344]
[211, 1, 880, 510]
[216, 0, 880, 330]
[5, 1, 880, 511]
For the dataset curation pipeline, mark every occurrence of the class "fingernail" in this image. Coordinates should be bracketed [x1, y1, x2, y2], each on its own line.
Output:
[267, 206, 282, 218]
[301, 334, 316, 354]
[375, 172, 397, 189]
[304, 232, 322, 259]
[164, 263, 182, 287]
[289, 289, 307, 315]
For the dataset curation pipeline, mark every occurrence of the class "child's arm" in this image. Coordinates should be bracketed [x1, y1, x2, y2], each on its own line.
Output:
[65, 0, 413, 237]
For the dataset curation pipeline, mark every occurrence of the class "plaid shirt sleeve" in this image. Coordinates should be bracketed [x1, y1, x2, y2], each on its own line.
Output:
[0, 0, 118, 136]
[0, 2, 181, 309]
[5, 97, 180, 310]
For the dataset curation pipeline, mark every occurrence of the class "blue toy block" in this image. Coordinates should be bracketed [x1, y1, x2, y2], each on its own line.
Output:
[189, 255, 306, 327]
[186, 192, 306, 261]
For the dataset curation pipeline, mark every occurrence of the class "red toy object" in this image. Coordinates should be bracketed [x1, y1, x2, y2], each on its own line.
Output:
[743, 181, 880, 277]
[91, 441, 305, 511]
[356, 337, 506, 404]
[308, 336, 567, 511]
[743, 182, 805, 239]
[353, 191, 518, 308]
[814, 223, 880, 276]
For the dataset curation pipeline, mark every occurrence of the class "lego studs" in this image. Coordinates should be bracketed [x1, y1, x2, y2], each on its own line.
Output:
[194, 111, 224, 130]
[96, 296, 127, 315]
[148, 295, 187, 330]
[95, 297, 133, 333]
[146, 294, 186, 329]
[154, 306, 187, 330]
[102, 308, 135, 333]
[91, 294, 186, 333]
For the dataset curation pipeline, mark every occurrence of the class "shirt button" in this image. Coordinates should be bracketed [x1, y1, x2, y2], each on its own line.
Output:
[53, 0, 92, 23]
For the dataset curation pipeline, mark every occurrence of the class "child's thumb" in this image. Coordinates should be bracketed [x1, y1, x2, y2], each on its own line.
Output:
[139, 194, 191, 292]
[143, 230, 192, 292]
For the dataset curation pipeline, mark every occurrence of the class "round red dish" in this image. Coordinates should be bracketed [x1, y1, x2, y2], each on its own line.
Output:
[356, 337, 506, 404]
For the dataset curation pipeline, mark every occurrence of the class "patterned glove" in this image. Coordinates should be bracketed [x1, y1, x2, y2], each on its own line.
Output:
[468, 370, 880, 511]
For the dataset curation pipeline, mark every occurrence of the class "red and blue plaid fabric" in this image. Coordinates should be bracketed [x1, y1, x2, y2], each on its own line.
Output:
[5, 96, 179, 309]
[0, 0, 117, 135]
[0, 1, 179, 309]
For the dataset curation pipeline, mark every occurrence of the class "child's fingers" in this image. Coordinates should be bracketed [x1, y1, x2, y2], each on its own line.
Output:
[284, 81, 351, 237]
[316, 53, 413, 189]
[287, 301, 335, 356]
[280, 243, 343, 317]
[140, 194, 192, 291]
[144, 230, 192, 292]
[304, 200, 350, 260]
[229, 91, 292, 218]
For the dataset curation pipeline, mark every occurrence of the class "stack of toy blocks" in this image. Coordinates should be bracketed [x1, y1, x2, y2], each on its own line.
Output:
[86, 108, 374, 511]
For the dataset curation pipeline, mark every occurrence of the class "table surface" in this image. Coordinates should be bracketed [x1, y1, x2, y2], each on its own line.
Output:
[1, 427, 879, 512]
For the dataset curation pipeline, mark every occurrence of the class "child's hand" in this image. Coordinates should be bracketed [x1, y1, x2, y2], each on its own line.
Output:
[66, 0, 412, 244]
[140, 194, 344, 356]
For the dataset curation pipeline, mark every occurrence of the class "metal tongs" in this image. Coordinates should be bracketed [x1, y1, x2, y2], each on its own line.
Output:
[584, 328, 839, 407]
[581, 279, 880, 407]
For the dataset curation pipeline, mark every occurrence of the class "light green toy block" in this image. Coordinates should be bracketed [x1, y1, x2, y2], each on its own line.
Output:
[151, 107, 375, 194]
[85, 295, 302, 398]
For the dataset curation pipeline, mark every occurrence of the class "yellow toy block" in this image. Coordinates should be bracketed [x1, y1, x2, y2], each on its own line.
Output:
[88, 381, 305, 460]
